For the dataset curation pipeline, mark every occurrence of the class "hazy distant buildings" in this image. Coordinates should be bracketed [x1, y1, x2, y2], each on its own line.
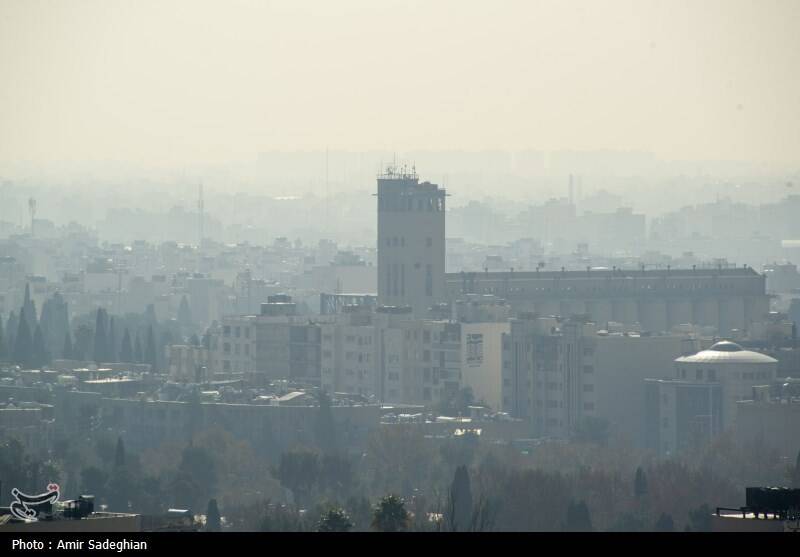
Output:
[209, 295, 322, 383]
[736, 383, 800, 459]
[308, 250, 377, 294]
[167, 344, 211, 383]
[446, 267, 770, 336]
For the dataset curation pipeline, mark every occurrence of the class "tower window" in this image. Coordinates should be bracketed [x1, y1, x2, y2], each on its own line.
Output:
[426, 264, 433, 296]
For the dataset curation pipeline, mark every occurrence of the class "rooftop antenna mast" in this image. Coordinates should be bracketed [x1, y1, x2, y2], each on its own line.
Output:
[325, 147, 330, 237]
[198, 184, 204, 249]
[28, 198, 37, 237]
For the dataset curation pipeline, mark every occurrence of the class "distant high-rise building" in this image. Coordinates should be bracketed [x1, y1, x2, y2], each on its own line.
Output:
[376, 166, 446, 316]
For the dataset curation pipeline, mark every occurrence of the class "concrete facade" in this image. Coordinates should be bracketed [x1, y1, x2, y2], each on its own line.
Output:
[445, 267, 769, 335]
[377, 168, 446, 316]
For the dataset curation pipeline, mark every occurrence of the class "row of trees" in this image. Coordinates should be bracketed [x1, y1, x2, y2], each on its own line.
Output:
[3, 410, 799, 532]
[0, 285, 199, 372]
[0, 429, 800, 532]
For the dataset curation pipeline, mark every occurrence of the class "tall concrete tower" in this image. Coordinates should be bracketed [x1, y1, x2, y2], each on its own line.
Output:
[377, 165, 446, 316]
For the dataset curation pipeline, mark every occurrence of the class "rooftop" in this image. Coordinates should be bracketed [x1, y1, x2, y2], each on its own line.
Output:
[676, 341, 778, 365]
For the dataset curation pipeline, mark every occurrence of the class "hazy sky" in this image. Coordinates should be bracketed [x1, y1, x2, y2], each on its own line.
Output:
[1, 0, 798, 167]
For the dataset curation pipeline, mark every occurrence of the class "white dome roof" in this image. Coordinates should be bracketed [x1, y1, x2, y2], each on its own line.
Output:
[675, 341, 778, 365]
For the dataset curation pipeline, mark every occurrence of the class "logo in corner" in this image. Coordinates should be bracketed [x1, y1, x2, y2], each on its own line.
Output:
[9, 483, 60, 522]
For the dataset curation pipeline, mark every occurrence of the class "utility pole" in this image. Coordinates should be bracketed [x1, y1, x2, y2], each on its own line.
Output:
[28, 198, 37, 237]
[198, 184, 204, 249]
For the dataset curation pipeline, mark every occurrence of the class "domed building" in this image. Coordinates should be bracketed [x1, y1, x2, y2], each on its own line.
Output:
[645, 340, 778, 456]
[674, 341, 777, 430]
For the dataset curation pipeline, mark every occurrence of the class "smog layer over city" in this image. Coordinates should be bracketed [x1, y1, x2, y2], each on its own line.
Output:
[0, 0, 799, 541]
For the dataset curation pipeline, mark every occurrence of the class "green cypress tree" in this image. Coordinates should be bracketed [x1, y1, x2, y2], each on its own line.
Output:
[206, 499, 222, 532]
[134, 332, 143, 363]
[21, 283, 37, 333]
[114, 437, 126, 468]
[447, 465, 473, 531]
[145, 326, 158, 372]
[634, 466, 648, 498]
[108, 317, 117, 362]
[73, 325, 93, 361]
[120, 328, 133, 363]
[62, 331, 74, 360]
[565, 500, 593, 532]
[371, 495, 409, 532]
[40, 292, 68, 359]
[13, 312, 34, 368]
[654, 513, 674, 532]
[6, 311, 18, 357]
[31, 324, 49, 369]
[93, 308, 108, 363]
[178, 296, 192, 329]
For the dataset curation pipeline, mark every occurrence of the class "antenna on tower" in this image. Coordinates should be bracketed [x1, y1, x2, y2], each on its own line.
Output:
[325, 147, 330, 237]
[28, 198, 37, 237]
[198, 184, 204, 248]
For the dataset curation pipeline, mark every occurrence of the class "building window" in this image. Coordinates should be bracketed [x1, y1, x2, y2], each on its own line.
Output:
[426, 264, 433, 296]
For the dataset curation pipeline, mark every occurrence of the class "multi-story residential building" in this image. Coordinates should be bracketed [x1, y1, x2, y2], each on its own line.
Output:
[255, 296, 323, 383]
[502, 315, 595, 438]
[320, 306, 379, 397]
[459, 321, 509, 412]
[590, 331, 696, 445]
[209, 295, 324, 384]
[167, 344, 211, 383]
[210, 315, 257, 375]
